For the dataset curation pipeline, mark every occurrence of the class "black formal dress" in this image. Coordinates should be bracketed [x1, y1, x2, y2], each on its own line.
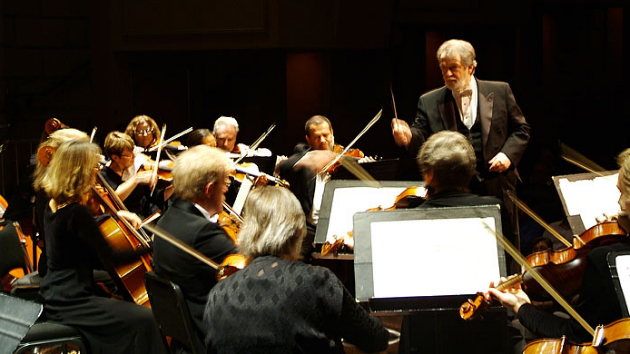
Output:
[40, 203, 164, 354]
[204, 255, 389, 354]
[153, 199, 237, 350]
[518, 241, 630, 342]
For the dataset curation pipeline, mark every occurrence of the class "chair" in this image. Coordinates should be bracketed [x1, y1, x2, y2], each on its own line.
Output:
[0, 221, 29, 278]
[144, 271, 205, 354]
[14, 322, 88, 354]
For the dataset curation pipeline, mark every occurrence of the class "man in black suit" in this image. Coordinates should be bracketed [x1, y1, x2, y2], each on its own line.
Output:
[276, 115, 337, 259]
[153, 145, 237, 352]
[392, 39, 530, 248]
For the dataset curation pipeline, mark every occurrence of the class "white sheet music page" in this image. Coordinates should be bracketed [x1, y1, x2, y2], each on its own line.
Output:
[558, 173, 620, 230]
[326, 187, 407, 243]
[370, 217, 501, 298]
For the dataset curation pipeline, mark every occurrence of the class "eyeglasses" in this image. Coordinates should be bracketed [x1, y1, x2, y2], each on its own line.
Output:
[135, 128, 154, 136]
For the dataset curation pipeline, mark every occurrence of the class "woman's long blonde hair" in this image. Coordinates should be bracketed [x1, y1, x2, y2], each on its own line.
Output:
[33, 129, 89, 192]
[42, 140, 101, 205]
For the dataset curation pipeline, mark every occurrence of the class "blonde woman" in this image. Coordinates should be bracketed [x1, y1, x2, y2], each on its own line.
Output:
[40, 140, 164, 354]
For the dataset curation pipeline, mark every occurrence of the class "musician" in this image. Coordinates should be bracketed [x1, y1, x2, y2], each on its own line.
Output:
[39, 140, 164, 354]
[153, 145, 237, 352]
[26, 128, 91, 276]
[125, 114, 160, 151]
[213, 116, 272, 157]
[204, 186, 389, 353]
[401, 130, 515, 352]
[488, 148, 630, 343]
[392, 39, 530, 248]
[187, 128, 216, 147]
[100, 131, 168, 218]
[276, 115, 338, 259]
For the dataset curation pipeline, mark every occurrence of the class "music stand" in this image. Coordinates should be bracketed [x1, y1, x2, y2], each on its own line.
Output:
[552, 171, 620, 235]
[314, 180, 422, 247]
[332, 158, 401, 181]
[353, 205, 507, 312]
[239, 156, 276, 176]
[607, 251, 630, 318]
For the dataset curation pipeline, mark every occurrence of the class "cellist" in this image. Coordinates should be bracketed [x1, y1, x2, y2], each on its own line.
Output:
[488, 148, 630, 343]
[152, 145, 237, 353]
[39, 140, 164, 354]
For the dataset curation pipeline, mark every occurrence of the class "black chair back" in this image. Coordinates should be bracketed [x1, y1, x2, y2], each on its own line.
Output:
[144, 271, 205, 354]
[0, 221, 28, 277]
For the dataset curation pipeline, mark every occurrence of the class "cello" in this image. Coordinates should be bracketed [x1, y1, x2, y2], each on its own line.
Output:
[90, 173, 154, 307]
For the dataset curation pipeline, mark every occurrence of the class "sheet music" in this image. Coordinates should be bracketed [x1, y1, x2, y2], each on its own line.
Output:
[615, 255, 630, 313]
[326, 187, 407, 243]
[557, 173, 620, 230]
[370, 218, 500, 298]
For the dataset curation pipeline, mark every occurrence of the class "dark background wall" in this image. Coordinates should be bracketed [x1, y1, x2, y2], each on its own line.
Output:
[1, 0, 627, 200]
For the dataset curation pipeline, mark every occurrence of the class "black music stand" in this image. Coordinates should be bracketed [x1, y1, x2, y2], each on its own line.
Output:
[353, 205, 509, 353]
[239, 156, 276, 176]
[314, 180, 422, 247]
[331, 158, 401, 181]
[552, 171, 619, 235]
[608, 251, 630, 318]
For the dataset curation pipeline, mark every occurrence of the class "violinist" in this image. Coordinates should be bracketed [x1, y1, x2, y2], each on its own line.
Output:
[276, 115, 338, 259]
[400, 131, 516, 352]
[152, 145, 237, 352]
[203, 186, 389, 353]
[125, 114, 160, 151]
[213, 116, 272, 156]
[100, 131, 170, 217]
[187, 128, 217, 147]
[488, 148, 630, 343]
[39, 140, 164, 354]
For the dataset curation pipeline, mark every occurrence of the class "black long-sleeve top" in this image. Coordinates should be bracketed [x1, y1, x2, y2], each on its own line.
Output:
[204, 255, 389, 354]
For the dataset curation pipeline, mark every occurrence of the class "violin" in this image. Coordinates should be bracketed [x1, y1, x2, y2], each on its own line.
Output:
[218, 201, 243, 244]
[460, 220, 629, 320]
[232, 162, 289, 188]
[139, 155, 174, 183]
[324, 145, 366, 174]
[321, 186, 427, 256]
[142, 222, 248, 281]
[521, 318, 630, 354]
[366, 186, 427, 211]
